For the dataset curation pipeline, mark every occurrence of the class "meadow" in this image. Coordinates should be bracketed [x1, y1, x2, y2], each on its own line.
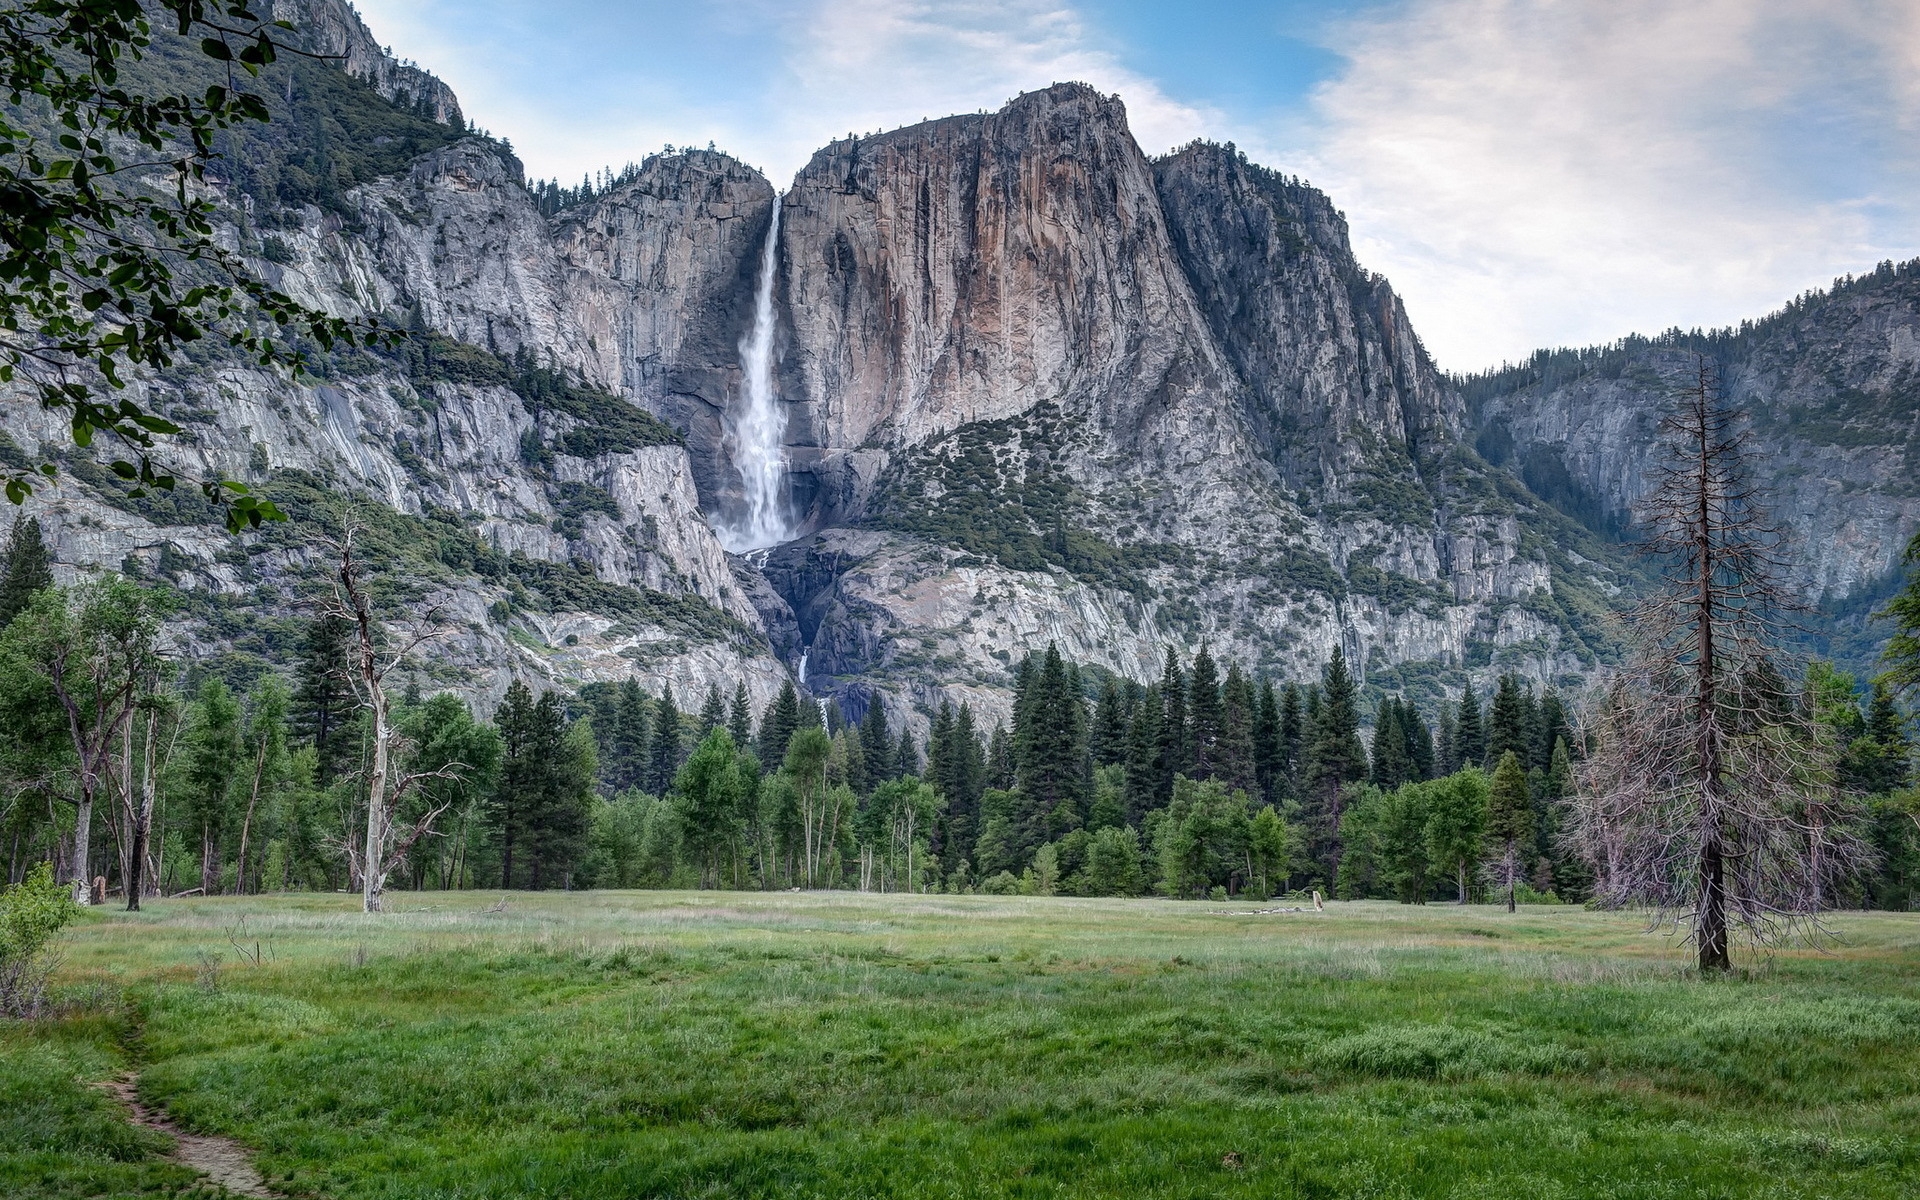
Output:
[4, 892, 1919, 1199]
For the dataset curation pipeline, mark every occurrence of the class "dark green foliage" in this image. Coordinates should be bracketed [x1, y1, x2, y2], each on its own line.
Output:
[0, 516, 53, 627]
[1253, 680, 1281, 802]
[1487, 751, 1532, 910]
[728, 683, 753, 748]
[860, 695, 893, 786]
[674, 728, 749, 886]
[647, 688, 683, 797]
[398, 336, 682, 457]
[492, 684, 592, 889]
[0, 1, 390, 527]
[1370, 698, 1410, 791]
[1089, 678, 1127, 768]
[1015, 645, 1087, 854]
[1486, 675, 1534, 770]
[291, 613, 355, 785]
[1187, 646, 1222, 778]
[1884, 530, 1920, 699]
[1155, 647, 1188, 802]
[1277, 683, 1304, 803]
[867, 409, 1180, 591]
[1454, 681, 1486, 771]
[895, 727, 920, 778]
[699, 685, 725, 736]
[759, 681, 800, 767]
[1216, 664, 1257, 796]
[1305, 647, 1367, 877]
[178, 677, 243, 894]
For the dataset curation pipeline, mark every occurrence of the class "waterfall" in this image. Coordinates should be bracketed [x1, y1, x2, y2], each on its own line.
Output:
[721, 196, 790, 552]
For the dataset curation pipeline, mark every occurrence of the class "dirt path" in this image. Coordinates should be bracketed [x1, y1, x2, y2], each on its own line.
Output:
[104, 1075, 278, 1197]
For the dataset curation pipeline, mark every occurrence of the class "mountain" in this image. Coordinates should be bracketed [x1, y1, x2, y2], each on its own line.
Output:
[3, 0, 1907, 729]
[1465, 262, 1920, 674]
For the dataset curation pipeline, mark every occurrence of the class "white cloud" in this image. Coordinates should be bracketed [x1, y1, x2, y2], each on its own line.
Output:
[1300, 0, 1920, 371]
[757, 0, 1226, 181]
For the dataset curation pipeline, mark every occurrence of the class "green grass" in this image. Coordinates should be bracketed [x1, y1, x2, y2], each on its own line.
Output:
[6, 894, 1920, 1198]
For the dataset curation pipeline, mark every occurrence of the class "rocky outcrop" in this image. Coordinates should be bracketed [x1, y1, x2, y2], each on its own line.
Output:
[274, 0, 463, 125]
[1470, 262, 1920, 604]
[20, 0, 1910, 736]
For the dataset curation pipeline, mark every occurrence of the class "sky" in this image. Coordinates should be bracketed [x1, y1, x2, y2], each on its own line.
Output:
[352, 0, 1920, 373]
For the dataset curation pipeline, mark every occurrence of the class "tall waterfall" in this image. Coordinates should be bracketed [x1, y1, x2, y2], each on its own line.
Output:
[721, 196, 790, 553]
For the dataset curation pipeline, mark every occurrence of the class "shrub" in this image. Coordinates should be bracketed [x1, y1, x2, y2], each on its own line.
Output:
[1, 864, 79, 1018]
[980, 871, 1020, 895]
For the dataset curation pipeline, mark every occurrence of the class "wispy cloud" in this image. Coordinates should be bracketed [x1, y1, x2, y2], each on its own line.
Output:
[1301, 0, 1920, 370]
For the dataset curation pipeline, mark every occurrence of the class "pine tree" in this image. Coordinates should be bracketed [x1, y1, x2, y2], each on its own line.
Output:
[1454, 681, 1486, 771]
[1486, 675, 1530, 769]
[951, 704, 984, 811]
[1254, 679, 1281, 802]
[1090, 678, 1127, 767]
[1306, 647, 1367, 879]
[986, 723, 1014, 790]
[1436, 703, 1458, 775]
[760, 680, 801, 766]
[1123, 687, 1162, 824]
[1370, 699, 1409, 790]
[699, 685, 725, 736]
[292, 613, 356, 786]
[0, 515, 54, 628]
[1404, 702, 1436, 782]
[493, 679, 541, 888]
[1015, 644, 1087, 852]
[926, 703, 956, 799]
[1535, 687, 1570, 771]
[1217, 663, 1258, 796]
[861, 694, 893, 785]
[1862, 681, 1912, 794]
[728, 682, 753, 748]
[647, 687, 682, 796]
[1488, 750, 1533, 912]
[1277, 683, 1303, 802]
[613, 679, 651, 791]
[524, 694, 588, 889]
[1187, 646, 1222, 779]
[896, 727, 920, 777]
[1156, 647, 1188, 801]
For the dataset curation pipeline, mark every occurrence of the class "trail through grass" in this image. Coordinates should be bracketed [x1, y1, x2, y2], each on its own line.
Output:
[4, 892, 1918, 1198]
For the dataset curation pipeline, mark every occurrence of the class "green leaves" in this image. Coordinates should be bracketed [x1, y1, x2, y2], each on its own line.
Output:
[2, 0, 400, 534]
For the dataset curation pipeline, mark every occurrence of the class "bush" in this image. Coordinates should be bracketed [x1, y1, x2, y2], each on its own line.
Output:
[980, 871, 1020, 896]
[1, 864, 79, 1018]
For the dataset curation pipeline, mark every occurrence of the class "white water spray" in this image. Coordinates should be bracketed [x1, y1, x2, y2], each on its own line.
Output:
[721, 196, 791, 552]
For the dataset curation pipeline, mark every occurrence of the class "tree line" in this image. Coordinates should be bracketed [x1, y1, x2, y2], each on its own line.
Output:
[6, 507, 1913, 910]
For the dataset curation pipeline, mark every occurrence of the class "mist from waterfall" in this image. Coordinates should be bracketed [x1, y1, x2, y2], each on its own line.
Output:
[719, 196, 790, 553]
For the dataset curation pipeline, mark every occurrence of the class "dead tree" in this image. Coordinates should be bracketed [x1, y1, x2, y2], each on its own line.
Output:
[1572, 356, 1864, 969]
[327, 525, 462, 913]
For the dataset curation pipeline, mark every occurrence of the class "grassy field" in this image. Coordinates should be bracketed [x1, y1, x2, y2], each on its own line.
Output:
[4, 892, 1919, 1199]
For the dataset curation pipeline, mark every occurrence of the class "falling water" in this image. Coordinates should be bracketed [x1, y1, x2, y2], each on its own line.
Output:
[721, 196, 790, 552]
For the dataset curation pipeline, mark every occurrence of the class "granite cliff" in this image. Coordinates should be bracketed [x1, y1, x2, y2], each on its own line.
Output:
[3, 0, 1909, 729]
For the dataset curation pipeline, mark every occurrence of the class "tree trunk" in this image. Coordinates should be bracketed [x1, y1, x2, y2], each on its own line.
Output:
[126, 708, 159, 911]
[1698, 838, 1730, 971]
[1457, 861, 1468, 905]
[237, 736, 267, 895]
[362, 677, 392, 913]
[1506, 840, 1517, 912]
[70, 775, 97, 906]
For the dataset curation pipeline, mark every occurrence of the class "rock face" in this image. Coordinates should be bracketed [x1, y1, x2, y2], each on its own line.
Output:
[273, 0, 462, 125]
[1470, 263, 1920, 609]
[7, 1, 1911, 730]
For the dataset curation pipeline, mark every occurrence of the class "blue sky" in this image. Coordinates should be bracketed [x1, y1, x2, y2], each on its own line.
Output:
[353, 0, 1920, 372]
